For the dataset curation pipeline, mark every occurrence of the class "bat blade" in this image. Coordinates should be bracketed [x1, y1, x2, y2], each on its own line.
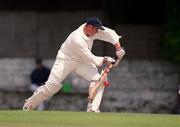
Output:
[89, 64, 112, 102]
[91, 69, 107, 111]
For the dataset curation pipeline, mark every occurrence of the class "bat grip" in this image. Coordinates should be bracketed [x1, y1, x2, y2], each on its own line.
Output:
[111, 56, 119, 65]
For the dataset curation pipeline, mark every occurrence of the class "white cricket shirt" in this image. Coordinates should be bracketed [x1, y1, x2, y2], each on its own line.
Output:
[58, 23, 121, 66]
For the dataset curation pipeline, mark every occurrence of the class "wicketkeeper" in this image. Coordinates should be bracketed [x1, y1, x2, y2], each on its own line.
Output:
[23, 17, 125, 112]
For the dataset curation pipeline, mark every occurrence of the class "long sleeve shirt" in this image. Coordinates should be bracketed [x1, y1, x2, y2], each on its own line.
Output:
[58, 23, 121, 66]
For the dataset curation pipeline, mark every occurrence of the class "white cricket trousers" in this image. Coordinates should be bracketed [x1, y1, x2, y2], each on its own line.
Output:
[46, 51, 101, 93]
[23, 51, 101, 110]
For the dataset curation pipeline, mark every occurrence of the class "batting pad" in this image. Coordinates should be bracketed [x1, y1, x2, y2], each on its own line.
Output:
[23, 86, 50, 110]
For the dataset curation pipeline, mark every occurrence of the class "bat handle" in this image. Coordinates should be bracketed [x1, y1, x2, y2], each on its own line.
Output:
[111, 56, 119, 65]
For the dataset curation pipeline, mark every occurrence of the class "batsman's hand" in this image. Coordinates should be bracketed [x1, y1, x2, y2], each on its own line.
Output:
[115, 48, 125, 60]
[103, 56, 115, 65]
[112, 47, 125, 66]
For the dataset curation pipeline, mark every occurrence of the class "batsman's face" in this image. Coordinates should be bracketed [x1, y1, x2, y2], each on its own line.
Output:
[87, 25, 98, 36]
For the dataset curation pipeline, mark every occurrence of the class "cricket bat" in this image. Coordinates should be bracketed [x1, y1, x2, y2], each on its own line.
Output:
[91, 69, 108, 111]
[89, 64, 113, 101]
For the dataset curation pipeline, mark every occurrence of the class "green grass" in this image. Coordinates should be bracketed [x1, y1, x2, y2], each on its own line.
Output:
[0, 110, 179, 127]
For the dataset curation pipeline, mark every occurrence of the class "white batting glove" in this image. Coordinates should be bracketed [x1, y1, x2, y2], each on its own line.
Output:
[103, 56, 115, 65]
[112, 59, 120, 66]
[116, 48, 125, 60]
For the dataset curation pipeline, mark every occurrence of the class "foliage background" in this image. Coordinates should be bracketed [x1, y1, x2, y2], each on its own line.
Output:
[161, 0, 180, 63]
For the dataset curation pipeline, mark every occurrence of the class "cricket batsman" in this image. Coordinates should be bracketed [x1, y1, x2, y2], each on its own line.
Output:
[23, 17, 125, 112]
